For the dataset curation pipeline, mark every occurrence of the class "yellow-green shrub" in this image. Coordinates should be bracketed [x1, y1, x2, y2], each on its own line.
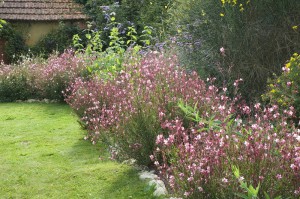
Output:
[263, 53, 300, 119]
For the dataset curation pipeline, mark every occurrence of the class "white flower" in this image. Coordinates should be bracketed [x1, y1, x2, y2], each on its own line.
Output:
[238, 176, 245, 182]
[222, 178, 228, 183]
[296, 135, 300, 142]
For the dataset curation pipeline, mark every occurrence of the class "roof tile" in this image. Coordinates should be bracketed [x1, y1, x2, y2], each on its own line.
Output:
[0, 0, 87, 20]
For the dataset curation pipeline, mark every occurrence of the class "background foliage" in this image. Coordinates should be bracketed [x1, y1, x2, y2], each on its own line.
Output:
[0, 22, 28, 63]
[0, 21, 84, 63]
[168, 0, 300, 101]
[74, 0, 170, 45]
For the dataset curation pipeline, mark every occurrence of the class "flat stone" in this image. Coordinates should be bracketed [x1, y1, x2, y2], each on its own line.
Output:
[139, 170, 157, 180]
[122, 158, 137, 165]
[153, 186, 167, 196]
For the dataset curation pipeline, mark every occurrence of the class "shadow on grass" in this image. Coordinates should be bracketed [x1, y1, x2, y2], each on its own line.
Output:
[68, 138, 107, 162]
[69, 139, 162, 199]
[103, 168, 161, 199]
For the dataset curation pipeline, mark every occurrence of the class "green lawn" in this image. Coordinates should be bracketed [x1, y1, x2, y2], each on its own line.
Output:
[0, 103, 157, 199]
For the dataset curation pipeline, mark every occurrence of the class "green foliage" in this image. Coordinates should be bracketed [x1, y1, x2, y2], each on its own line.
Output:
[73, 20, 151, 79]
[232, 165, 282, 199]
[116, 0, 170, 34]
[0, 19, 6, 29]
[0, 22, 28, 63]
[168, 0, 300, 101]
[32, 22, 84, 58]
[263, 53, 300, 118]
[0, 21, 83, 63]
[76, 0, 170, 42]
[232, 165, 260, 199]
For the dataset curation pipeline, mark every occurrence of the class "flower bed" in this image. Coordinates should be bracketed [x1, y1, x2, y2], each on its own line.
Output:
[65, 51, 300, 198]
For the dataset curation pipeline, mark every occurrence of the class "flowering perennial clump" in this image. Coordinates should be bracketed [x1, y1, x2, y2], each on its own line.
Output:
[65, 51, 299, 198]
[35, 50, 87, 100]
[0, 50, 87, 101]
[154, 103, 299, 198]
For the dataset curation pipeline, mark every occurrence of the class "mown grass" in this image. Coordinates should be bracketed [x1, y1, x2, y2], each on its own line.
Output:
[0, 103, 158, 199]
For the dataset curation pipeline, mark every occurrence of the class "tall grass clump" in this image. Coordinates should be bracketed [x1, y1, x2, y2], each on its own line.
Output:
[168, 0, 300, 100]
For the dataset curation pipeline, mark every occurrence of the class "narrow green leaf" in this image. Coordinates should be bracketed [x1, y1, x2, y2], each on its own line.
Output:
[264, 192, 271, 199]
[235, 193, 249, 199]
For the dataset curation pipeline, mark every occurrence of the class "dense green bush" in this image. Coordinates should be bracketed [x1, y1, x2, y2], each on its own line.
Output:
[168, 0, 300, 101]
[116, 0, 170, 38]
[0, 22, 28, 63]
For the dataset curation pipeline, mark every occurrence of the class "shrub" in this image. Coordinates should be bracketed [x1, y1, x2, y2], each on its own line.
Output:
[66, 52, 177, 165]
[167, 0, 300, 101]
[0, 21, 28, 63]
[263, 53, 300, 120]
[116, 0, 170, 39]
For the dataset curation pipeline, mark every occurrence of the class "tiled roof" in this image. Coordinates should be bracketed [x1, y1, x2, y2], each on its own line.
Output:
[0, 0, 87, 21]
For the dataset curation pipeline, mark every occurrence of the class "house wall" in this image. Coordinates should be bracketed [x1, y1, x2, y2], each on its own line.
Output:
[12, 21, 60, 46]
[11, 20, 86, 47]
